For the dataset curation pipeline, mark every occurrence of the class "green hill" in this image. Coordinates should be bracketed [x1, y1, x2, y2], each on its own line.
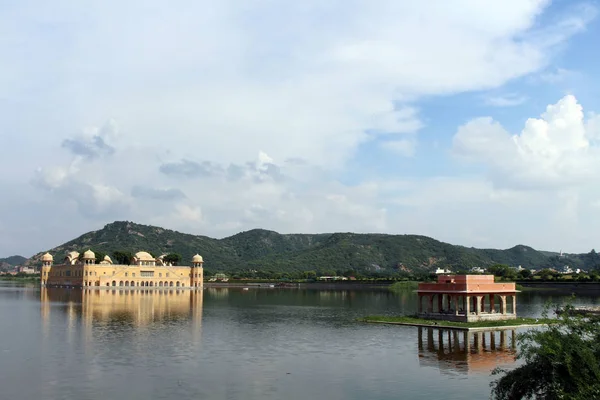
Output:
[0, 255, 27, 266]
[25, 221, 591, 274]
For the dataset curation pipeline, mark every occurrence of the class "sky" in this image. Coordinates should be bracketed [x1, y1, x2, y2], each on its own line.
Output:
[2, 0, 600, 257]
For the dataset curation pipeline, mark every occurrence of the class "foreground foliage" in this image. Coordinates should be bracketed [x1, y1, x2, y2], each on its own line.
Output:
[491, 304, 600, 399]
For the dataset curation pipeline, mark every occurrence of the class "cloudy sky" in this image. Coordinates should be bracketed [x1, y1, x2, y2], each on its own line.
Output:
[2, 0, 600, 257]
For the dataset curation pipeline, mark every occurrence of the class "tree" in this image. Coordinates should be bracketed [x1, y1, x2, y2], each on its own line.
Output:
[517, 269, 532, 280]
[94, 251, 106, 264]
[112, 251, 133, 265]
[164, 253, 182, 265]
[491, 303, 600, 399]
[488, 264, 517, 281]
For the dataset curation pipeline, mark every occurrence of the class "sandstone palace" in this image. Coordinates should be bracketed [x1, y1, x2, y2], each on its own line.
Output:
[40, 250, 204, 289]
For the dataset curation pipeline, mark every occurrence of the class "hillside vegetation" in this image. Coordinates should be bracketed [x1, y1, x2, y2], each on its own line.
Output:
[25, 221, 591, 275]
[0, 255, 27, 266]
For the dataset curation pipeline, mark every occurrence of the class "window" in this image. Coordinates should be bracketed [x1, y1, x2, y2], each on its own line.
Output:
[141, 271, 154, 277]
[159, 273, 162, 277]
[132, 273, 136, 277]
[125, 272, 128, 277]
[166, 273, 169, 277]
[66, 270, 71, 277]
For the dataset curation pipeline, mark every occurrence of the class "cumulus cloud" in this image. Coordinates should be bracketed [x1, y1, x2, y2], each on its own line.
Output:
[452, 95, 600, 189]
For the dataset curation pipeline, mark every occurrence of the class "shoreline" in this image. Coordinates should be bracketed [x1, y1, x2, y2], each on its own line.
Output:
[361, 315, 553, 331]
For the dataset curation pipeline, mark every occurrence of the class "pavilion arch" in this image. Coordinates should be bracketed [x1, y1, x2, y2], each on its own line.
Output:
[176, 281, 181, 287]
[150, 281, 154, 287]
[119, 281, 123, 286]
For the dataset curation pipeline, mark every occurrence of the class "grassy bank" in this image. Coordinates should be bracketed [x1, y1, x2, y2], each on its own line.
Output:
[0, 276, 40, 281]
[361, 314, 554, 329]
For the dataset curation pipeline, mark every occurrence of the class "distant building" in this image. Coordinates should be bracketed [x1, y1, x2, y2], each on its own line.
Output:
[40, 250, 204, 289]
[208, 273, 229, 282]
[470, 267, 485, 274]
[317, 276, 348, 281]
[435, 268, 452, 275]
[417, 274, 518, 322]
[18, 266, 36, 274]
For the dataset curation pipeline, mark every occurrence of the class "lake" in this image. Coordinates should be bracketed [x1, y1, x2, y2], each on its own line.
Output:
[0, 282, 598, 400]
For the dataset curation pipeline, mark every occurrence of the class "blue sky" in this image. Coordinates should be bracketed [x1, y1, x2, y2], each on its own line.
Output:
[2, 0, 600, 257]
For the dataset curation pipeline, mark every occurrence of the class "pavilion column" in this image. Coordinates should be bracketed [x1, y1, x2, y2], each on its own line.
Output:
[479, 296, 485, 313]
[465, 295, 470, 315]
[428, 295, 434, 313]
[512, 295, 517, 315]
[474, 296, 481, 315]
[490, 294, 495, 313]
[437, 294, 443, 313]
[475, 332, 483, 353]
[500, 295, 507, 314]
[454, 295, 459, 316]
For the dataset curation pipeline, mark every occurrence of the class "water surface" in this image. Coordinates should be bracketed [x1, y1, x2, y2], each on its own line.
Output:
[0, 282, 596, 400]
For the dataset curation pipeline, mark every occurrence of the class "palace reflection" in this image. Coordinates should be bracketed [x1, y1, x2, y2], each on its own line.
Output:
[417, 327, 516, 375]
[40, 288, 203, 329]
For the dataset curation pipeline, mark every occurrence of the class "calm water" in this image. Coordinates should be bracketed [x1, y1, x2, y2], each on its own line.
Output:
[1, 282, 598, 400]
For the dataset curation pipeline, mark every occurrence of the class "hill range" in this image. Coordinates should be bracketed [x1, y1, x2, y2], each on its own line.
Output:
[20, 221, 591, 274]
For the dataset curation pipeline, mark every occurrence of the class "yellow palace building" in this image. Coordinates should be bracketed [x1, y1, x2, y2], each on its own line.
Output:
[40, 250, 204, 289]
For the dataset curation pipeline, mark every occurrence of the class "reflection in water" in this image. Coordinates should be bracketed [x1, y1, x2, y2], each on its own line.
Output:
[417, 327, 516, 375]
[41, 288, 203, 328]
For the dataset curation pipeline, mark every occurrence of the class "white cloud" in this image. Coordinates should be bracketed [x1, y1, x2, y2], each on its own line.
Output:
[537, 67, 575, 83]
[452, 95, 600, 189]
[1, 0, 593, 169]
[2, 0, 600, 256]
[380, 139, 417, 157]
[485, 94, 528, 107]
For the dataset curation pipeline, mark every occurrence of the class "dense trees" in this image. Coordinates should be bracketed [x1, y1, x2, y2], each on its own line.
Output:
[491, 304, 600, 399]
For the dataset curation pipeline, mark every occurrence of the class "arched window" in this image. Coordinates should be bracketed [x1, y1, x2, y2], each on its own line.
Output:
[112, 281, 116, 286]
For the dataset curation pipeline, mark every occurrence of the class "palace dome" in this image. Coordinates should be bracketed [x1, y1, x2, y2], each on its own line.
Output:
[192, 254, 203, 263]
[103, 255, 113, 264]
[83, 249, 95, 259]
[135, 251, 154, 261]
[67, 251, 79, 259]
[41, 253, 53, 261]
